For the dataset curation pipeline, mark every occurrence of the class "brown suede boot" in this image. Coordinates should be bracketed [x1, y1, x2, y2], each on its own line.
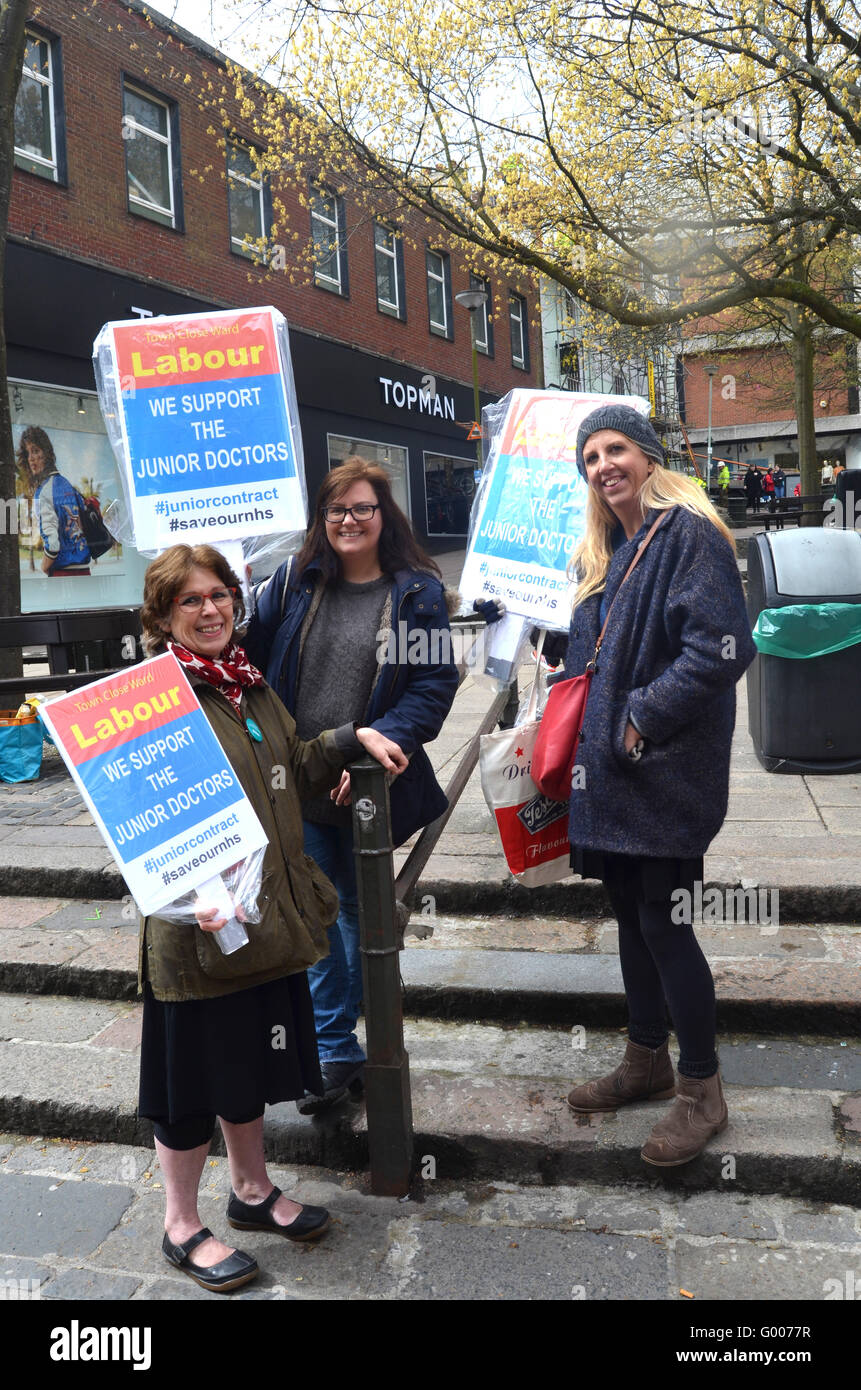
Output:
[567, 1038, 675, 1114]
[640, 1070, 728, 1166]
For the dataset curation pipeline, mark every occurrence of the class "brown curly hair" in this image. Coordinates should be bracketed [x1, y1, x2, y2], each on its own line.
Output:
[16, 426, 58, 489]
[292, 456, 440, 586]
[141, 544, 246, 655]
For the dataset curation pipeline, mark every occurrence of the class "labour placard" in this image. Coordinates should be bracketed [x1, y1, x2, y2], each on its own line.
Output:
[96, 307, 305, 551]
[39, 652, 268, 916]
[460, 390, 651, 628]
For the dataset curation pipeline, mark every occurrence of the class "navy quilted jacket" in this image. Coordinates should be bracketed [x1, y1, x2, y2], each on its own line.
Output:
[564, 506, 756, 858]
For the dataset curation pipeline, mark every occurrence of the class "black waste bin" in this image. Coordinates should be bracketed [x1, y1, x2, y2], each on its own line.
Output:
[747, 528, 861, 772]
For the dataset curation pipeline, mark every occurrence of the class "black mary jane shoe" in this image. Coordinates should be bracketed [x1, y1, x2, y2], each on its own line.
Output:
[227, 1186, 331, 1242]
[162, 1227, 258, 1293]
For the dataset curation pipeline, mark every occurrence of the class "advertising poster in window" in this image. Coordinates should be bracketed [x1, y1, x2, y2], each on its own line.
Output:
[460, 390, 650, 629]
[12, 382, 148, 615]
[95, 307, 306, 552]
[39, 652, 268, 916]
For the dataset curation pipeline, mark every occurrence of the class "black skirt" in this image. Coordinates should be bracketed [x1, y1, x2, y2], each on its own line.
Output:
[138, 975, 324, 1125]
[570, 845, 704, 903]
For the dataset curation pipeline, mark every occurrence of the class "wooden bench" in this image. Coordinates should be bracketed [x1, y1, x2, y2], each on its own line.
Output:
[0, 608, 143, 703]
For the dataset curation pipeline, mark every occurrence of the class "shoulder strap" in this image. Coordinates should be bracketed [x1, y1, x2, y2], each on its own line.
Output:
[591, 509, 672, 666]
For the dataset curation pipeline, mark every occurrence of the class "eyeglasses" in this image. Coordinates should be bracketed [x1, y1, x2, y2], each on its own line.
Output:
[173, 587, 237, 612]
[322, 503, 380, 522]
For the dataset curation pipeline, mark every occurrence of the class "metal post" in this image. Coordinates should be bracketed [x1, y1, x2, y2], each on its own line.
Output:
[350, 754, 413, 1196]
[704, 362, 718, 495]
[470, 325, 483, 470]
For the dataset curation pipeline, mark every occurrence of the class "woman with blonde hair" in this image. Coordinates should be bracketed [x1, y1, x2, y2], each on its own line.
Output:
[563, 405, 755, 1166]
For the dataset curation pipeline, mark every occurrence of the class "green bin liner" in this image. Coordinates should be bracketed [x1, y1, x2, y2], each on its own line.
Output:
[752, 603, 861, 659]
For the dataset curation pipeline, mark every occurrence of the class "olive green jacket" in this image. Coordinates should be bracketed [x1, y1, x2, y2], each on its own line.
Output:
[139, 674, 359, 1002]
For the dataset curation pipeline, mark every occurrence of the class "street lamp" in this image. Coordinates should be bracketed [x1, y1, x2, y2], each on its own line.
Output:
[455, 288, 489, 469]
[703, 363, 719, 495]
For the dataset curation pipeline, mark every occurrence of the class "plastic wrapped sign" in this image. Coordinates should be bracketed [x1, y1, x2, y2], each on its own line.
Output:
[460, 390, 650, 629]
[38, 652, 267, 917]
[93, 307, 307, 552]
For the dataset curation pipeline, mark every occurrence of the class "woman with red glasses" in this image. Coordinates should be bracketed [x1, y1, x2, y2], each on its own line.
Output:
[137, 543, 402, 1292]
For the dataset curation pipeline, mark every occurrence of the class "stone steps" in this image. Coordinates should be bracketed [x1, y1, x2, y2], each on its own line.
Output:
[0, 996, 858, 1203]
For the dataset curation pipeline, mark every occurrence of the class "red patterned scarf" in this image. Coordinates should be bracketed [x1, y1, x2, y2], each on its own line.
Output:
[167, 639, 265, 713]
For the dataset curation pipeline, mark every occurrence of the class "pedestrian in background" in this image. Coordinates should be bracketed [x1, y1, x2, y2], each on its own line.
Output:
[743, 464, 762, 513]
[562, 405, 756, 1166]
[773, 465, 786, 500]
[243, 458, 459, 1113]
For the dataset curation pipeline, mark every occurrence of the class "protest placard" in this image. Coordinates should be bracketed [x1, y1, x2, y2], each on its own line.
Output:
[39, 652, 268, 916]
[460, 390, 651, 628]
[94, 307, 306, 552]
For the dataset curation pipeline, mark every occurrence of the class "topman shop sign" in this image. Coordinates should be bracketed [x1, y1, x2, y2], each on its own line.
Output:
[379, 375, 456, 421]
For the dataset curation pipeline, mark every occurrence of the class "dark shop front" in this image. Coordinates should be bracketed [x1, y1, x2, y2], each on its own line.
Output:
[289, 331, 494, 548]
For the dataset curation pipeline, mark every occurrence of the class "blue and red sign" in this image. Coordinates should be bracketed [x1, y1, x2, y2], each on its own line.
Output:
[105, 308, 305, 550]
[40, 652, 267, 915]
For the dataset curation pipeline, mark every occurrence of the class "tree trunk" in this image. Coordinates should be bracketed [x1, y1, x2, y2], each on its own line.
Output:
[0, 0, 28, 678]
[787, 311, 819, 524]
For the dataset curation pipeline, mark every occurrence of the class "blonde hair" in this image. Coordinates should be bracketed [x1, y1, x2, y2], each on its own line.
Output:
[570, 467, 735, 610]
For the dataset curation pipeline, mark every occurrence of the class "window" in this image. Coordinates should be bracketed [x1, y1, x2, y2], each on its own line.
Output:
[328, 434, 409, 514]
[374, 224, 406, 319]
[311, 188, 348, 294]
[122, 82, 182, 229]
[560, 341, 580, 391]
[509, 292, 529, 371]
[424, 452, 477, 536]
[469, 274, 494, 356]
[228, 143, 269, 259]
[14, 29, 65, 182]
[426, 249, 453, 339]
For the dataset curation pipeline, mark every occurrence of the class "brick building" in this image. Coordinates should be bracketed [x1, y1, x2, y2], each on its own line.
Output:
[7, 0, 539, 612]
[681, 330, 861, 486]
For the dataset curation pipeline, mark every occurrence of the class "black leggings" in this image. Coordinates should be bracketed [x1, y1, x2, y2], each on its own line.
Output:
[604, 871, 718, 1079]
[152, 1110, 264, 1151]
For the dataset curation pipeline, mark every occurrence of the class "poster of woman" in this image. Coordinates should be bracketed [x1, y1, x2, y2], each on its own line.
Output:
[11, 383, 149, 614]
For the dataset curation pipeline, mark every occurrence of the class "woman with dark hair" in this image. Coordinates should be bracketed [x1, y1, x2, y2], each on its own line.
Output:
[16, 426, 91, 576]
[243, 457, 460, 1112]
[138, 543, 403, 1291]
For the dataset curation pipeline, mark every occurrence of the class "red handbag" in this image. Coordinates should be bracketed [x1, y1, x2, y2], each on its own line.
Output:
[531, 511, 670, 802]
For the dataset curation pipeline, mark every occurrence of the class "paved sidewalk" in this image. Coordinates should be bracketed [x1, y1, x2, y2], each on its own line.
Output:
[0, 1134, 858, 1301]
[0, 540, 858, 913]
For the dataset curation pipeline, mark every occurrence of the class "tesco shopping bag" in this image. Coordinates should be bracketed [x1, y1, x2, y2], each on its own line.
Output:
[478, 641, 571, 886]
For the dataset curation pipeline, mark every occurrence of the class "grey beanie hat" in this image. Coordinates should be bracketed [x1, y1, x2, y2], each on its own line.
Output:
[575, 405, 666, 479]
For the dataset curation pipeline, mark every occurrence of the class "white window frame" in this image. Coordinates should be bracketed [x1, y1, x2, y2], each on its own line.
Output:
[123, 84, 175, 226]
[14, 31, 58, 180]
[427, 250, 449, 336]
[509, 293, 526, 368]
[311, 189, 342, 291]
[470, 275, 491, 354]
[228, 143, 267, 257]
[374, 224, 400, 315]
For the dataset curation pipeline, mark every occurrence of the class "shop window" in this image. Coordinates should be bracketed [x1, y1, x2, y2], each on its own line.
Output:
[469, 274, 494, 357]
[122, 81, 183, 230]
[426, 249, 453, 339]
[374, 224, 406, 320]
[424, 452, 478, 536]
[228, 143, 270, 260]
[311, 187, 349, 295]
[9, 380, 148, 614]
[327, 434, 409, 515]
[14, 28, 66, 183]
[509, 292, 529, 371]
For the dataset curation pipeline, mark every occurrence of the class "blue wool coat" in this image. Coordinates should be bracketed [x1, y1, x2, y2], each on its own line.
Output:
[243, 560, 459, 846]
[564, 506, 756, 859]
